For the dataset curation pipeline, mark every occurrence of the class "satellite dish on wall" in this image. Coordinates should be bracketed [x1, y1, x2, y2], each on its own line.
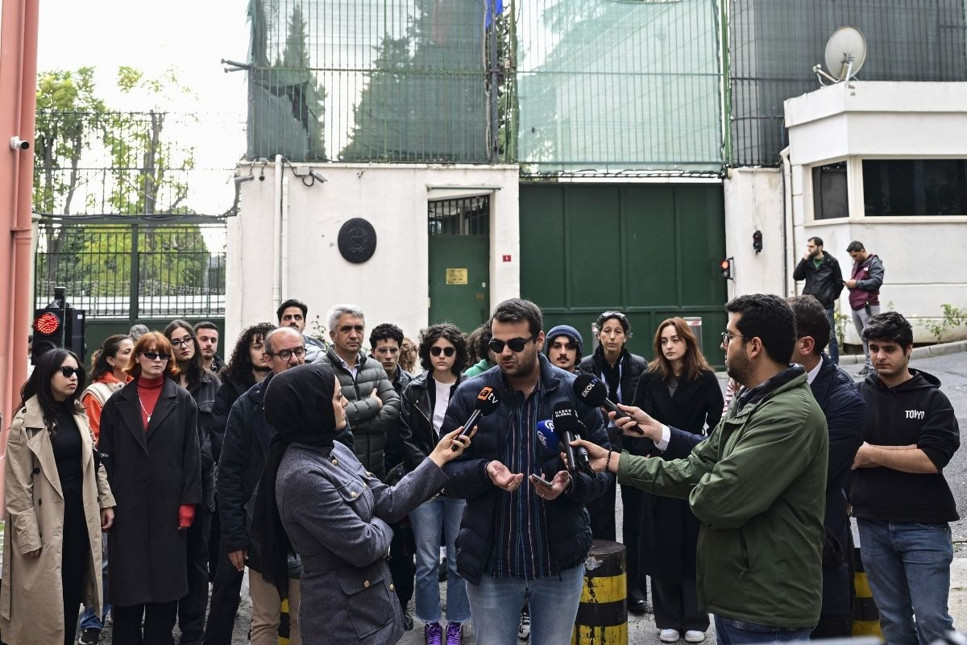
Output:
[812, 26, 867, 85]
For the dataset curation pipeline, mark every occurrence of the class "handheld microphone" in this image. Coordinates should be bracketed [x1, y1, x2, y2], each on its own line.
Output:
[552, 402, 591, 475]
[452, 386, 500, 450]
[535, 419, 558, 454]
[573, 373, 629, 420]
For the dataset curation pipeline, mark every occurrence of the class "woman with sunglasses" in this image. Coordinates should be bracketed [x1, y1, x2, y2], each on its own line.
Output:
[164, 319, 220, 644]
[0, 349, 116, 645]
[398, 323, 472, 644]
[98, 332, 202, 645]
[578, 310, 648, 611]
[633, 318, 723, 644]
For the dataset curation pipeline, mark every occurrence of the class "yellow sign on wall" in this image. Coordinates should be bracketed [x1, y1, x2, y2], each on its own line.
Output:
[446, 268, 468, 285]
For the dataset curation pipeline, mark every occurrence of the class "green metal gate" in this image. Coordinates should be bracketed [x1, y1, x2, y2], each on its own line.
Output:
[33, 218, 227, 360]
[519, 183, 727, 365]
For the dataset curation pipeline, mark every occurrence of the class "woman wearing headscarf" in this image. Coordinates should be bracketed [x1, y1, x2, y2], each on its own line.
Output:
[252, 363, 471, 645]
[0, 348, 115, 645]
[98, 332, 202, 645]
[633, 318, 723, 644]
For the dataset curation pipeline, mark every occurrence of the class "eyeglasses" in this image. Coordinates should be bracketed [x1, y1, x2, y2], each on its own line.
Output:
[271, 346, 306, 360]
[720, 332, 746, 347]
[430, 346, 456, 357]
[170, 337, 193, 348]
[488, 336, 534, 353]
[59, 366, 81, 378]
[142, 351, 171, 361]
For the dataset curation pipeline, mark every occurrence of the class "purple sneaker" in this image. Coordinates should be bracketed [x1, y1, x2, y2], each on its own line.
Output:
[446, 622, 463, 645]
[425, 621, 443, 645]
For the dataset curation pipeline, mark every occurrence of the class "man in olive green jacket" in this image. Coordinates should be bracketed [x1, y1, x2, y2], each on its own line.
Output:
[576, 294, 828, 642]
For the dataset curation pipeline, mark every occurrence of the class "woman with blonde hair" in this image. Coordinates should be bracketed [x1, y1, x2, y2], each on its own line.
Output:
[0, 348, 115, 645]
[632, 317, 723, 644]
[98, 332, 202, 645]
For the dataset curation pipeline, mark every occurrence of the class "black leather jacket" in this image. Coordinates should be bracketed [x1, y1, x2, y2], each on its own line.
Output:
[398, 371, 463, 472]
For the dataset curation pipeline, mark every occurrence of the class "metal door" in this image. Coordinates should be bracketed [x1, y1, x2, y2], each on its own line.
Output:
[427, 196, 491, 333]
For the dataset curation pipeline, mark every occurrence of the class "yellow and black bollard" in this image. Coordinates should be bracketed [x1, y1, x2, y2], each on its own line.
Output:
[572, 540, 628, 645]
[852, 544, 883, 638]
[279, 597, 291, 644]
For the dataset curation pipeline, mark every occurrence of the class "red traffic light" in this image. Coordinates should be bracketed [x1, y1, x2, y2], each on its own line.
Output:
[720, 257, 734, 280]
[719, 259, 730, 271]
[34, 311, 61, 335]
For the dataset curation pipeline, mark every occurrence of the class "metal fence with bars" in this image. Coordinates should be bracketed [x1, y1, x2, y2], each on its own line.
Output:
[728, 0, 967, 167]
[34, 220, 227, 321]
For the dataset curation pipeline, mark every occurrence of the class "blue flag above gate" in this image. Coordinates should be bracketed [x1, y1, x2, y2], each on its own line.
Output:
[486, 0, 504, 27]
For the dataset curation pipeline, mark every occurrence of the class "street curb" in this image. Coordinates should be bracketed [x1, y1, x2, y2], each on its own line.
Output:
[838, 339, 967, 365]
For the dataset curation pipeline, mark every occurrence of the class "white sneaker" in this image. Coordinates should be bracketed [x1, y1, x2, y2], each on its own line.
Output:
[659, 629, 681, 642]
[684, 630, 705, 643]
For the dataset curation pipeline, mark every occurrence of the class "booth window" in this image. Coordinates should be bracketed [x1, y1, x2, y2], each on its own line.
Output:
[864, 159, 967, 216]
[812, 162, 848, 220]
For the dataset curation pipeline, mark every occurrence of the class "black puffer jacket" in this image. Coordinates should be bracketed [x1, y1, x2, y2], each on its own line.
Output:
[211, 372, 256, 465]
[793, 254, 845, 308]
[443, 355, 614, 584]
[319, 348, 401, 478]
[399, 371, 463, 472]
[217, 372, 353, 572]
[579, 346, 647, 449]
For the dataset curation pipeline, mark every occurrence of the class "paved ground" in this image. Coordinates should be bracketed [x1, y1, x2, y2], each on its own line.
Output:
[90, 344, 967, 644]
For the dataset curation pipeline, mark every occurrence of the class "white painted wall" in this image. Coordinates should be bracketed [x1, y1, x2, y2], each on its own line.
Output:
[781, 82, 967, 343]
[723, 167, 786, 299]
[225, 163, 520, 346]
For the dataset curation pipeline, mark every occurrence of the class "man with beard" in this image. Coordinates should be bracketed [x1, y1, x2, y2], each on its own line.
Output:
[576, 294, 829, 642]
[793, 237, 845, 363]
[194, 321, 224, 373]
[277, 298, 327, 362]
[544, 324, 584, 373]
[443, 298, 613, 645]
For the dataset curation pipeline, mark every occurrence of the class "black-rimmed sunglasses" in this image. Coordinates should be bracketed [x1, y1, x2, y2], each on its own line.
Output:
[142, 351, 171, 361]
[430, 346, 456, 357]
[59, 366, 82, 378]
[488, 336, 533, 354]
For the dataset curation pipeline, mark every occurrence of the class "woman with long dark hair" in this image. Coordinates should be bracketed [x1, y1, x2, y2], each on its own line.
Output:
[98, 332, 202, 645]
[633, 317, 723, 644]
[77, 334, 133, 642]
[82, 334, 134, 441]
[578, 310, 648, 611]
[399, 323, 472, 643]
[252, 363, 470, 645]
[164, 319, 220, 643]
[0, 349, 115, 645]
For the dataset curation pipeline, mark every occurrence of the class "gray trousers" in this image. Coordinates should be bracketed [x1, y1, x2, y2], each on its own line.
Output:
[852, 304, 881, 367]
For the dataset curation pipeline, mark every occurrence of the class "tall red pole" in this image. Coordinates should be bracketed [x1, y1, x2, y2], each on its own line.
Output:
[0, 0, 40, 502]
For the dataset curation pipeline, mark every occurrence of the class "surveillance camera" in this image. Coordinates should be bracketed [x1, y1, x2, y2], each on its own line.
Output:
[309, 170, 327, 184]
[234, 175, 254, 184]
[9, 136, 29, 151]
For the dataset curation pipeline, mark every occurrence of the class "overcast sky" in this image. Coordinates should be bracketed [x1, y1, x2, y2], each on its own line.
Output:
[35, 0, 253, 215]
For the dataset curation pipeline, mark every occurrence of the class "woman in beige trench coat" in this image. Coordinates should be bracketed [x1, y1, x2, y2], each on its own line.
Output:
[0, 348, 116, 645]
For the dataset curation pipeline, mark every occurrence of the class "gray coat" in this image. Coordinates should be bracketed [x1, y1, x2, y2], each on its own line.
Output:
[276, 441, 448, 644]
[318, 348, 401, 477]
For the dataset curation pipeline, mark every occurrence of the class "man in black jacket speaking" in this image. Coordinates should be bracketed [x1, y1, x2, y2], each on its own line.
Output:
[849, 312, 960, 645]
[793, 236, 844, 363]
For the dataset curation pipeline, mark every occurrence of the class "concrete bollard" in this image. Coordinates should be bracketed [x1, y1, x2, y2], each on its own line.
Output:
[572, 539, 628, 645]
[279, 597, 291, 644]
[852, 544, 883, 638]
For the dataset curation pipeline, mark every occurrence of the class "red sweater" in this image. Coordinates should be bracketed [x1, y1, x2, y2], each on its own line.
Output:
[136, 375, 164, 430]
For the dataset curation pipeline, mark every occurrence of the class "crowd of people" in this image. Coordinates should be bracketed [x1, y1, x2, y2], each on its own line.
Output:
[0, 280, 959, 645]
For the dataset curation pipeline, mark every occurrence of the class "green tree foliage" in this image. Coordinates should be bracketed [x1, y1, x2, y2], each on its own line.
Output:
[340, 0, 490, 162]
[33, 68, 212, 299]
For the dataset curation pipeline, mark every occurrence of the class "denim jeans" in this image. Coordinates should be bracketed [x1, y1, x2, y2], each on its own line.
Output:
[79, 531, 111, 630]
[409, 495, 470, 624]
[857, 519, 955, 645]
[824, 306, 839, 364]
[467, 564, 584, 645]
[851, 305, 880, 368]
[713, 615, 811, 643]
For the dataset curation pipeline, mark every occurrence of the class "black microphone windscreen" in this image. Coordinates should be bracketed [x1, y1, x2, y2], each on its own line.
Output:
[552, 401, 581, 434]
[474, 386, 500, 415]
[573, 373, 607, 406]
